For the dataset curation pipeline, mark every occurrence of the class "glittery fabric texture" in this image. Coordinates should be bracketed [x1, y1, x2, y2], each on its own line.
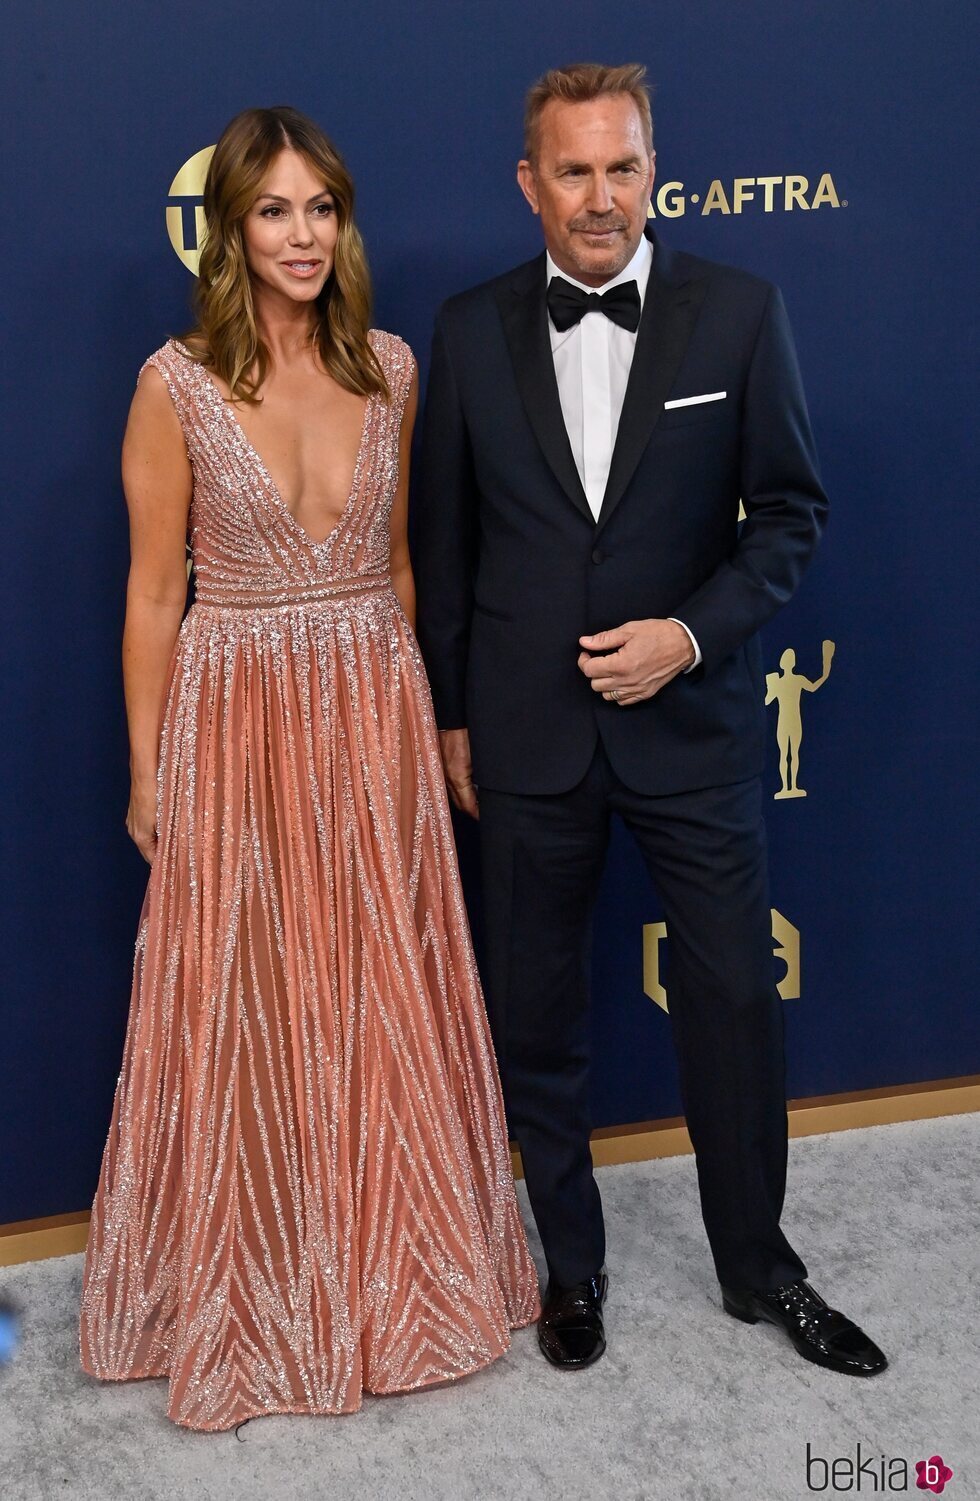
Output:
[79, 333, 540, 1431]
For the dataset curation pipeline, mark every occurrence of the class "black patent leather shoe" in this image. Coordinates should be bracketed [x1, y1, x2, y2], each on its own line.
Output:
[537, 1269, 609, 1369]
[721, 1278, 888, 1376]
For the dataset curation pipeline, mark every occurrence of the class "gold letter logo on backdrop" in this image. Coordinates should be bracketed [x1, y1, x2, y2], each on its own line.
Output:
[648, 173, 845, 218]
[766, 640, 835, 799]
[166, 145, 215, 274]
[642, 910, 800, 1013]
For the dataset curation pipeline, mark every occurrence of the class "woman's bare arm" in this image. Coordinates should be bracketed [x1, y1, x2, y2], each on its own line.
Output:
[389, 366, 420, 630]
[121, 366, 192, 862]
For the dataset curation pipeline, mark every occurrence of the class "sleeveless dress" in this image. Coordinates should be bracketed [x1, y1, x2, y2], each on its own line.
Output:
[79, 332, 540, 1432]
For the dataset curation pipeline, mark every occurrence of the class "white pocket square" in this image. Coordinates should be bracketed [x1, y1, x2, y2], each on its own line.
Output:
[663, 391, 727, 409]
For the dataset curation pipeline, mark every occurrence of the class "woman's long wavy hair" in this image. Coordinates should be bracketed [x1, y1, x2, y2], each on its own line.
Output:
[181, 106, 388, 403]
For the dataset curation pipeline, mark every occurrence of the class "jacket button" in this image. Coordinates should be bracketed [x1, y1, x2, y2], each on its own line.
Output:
[591, 547, 604, 564]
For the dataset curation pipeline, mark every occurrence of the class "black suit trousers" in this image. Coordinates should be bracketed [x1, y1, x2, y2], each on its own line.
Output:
[478, 737, 809, 1293]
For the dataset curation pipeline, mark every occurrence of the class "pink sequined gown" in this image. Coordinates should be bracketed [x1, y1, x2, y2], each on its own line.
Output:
[79, 332, 540, 1431]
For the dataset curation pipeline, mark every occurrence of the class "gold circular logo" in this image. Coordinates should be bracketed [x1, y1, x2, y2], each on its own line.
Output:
[165, 145, 215, 274]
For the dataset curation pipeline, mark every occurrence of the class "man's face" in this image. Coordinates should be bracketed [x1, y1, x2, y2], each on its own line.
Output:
[517, 94, 655, 287]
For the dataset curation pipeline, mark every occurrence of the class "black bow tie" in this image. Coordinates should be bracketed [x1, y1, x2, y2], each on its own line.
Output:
[547, 276, 641, 334]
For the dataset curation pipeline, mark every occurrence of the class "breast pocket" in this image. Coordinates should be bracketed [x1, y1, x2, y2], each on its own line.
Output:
[658, 392, 731, 430]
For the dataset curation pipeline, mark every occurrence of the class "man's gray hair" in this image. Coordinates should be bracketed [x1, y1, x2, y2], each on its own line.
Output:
[524, 62, 654, 161]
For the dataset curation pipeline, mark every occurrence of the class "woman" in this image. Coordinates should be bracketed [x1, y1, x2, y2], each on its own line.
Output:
[79, 106, 539, 1432]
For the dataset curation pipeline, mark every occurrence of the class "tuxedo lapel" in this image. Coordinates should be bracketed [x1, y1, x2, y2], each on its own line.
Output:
[494, 259, 593, 525]
[595, 233, 708, 536]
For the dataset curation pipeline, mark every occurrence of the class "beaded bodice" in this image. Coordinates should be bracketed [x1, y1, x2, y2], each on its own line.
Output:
[142, 330, 415, 609]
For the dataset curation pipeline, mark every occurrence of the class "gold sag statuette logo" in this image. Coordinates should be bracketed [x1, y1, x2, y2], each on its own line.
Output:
[766, 641, 835, 799]
[648, 173, 844, 218]
[166, 145, 215, 273]
[643, 910, 800, 1013]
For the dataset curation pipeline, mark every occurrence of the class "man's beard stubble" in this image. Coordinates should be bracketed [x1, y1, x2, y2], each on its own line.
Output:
[565, 214, 635, 282]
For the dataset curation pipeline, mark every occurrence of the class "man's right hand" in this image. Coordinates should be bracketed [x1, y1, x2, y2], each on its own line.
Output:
[439, 728, 479, 820]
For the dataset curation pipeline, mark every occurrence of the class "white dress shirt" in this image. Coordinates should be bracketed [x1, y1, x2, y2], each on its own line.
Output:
[546, 236, 702, 670]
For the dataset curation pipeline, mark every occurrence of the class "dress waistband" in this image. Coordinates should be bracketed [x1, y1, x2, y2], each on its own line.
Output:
[193, 571, 394, 611]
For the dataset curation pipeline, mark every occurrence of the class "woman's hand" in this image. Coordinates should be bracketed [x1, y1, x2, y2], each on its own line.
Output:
[126, 775, 158, 864]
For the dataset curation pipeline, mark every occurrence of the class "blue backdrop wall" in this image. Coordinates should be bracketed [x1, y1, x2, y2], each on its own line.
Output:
[2, 1, 978, 1224]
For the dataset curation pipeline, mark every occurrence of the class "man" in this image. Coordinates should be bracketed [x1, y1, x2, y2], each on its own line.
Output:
[416, 62, 886, 1378]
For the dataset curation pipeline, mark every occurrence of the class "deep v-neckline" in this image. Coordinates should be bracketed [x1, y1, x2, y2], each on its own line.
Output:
[187, 344, 374, 551]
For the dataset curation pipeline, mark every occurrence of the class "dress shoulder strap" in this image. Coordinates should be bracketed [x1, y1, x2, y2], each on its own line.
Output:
[370, 329, 417, 419]
[137, 338, 204, 447]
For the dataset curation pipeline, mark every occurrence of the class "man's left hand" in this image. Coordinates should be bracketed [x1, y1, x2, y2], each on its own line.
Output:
[578, 619, 696, 705]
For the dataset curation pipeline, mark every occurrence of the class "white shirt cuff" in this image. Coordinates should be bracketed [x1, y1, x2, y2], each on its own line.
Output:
[668, 617, 702, 673]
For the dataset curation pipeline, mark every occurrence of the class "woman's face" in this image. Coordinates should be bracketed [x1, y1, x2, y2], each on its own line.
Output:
[241, 146, 339, 305]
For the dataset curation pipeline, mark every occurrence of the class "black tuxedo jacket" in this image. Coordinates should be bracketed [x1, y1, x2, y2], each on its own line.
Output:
[414, 228, 829, 796]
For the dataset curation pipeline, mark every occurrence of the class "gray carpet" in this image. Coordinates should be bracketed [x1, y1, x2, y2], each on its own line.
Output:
[1, 1114, 977, 1501]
